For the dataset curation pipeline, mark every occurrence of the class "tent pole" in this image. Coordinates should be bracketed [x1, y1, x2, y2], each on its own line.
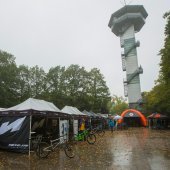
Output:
[73, 117, 74, 136]
[28, 115, 32, 158]
[59, 117, 60, 137]
[90, 117, 92, 128]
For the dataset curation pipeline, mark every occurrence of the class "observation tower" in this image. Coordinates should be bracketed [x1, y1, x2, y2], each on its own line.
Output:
[108, 5, 148, 108]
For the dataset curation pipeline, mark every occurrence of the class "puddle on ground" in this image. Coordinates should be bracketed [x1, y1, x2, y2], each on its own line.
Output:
[0, 128, 170, 170]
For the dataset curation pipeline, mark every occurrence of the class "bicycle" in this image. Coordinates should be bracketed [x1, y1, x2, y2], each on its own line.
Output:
[90, 126, 105, 137]
[35, 134, 75, 159]
[30, 133, 43, 156]
[72, 129, 96, 145]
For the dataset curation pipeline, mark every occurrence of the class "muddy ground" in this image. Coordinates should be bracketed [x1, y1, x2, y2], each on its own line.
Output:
[0, 128, 170, 170]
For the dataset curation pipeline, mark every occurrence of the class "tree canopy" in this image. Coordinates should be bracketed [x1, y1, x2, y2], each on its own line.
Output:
[142, 12, 170, 116]
[0, 53, 110, 113]
[0, 51, 19, 107]
[107, 95, 128, 115]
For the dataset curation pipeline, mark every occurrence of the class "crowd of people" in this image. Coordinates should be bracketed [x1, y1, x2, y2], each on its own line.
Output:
[78, 116, 127, 135]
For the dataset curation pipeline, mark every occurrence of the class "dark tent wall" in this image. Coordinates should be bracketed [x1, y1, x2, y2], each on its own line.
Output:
[120, 109, 147, 127]
[31, 116, 61, 139]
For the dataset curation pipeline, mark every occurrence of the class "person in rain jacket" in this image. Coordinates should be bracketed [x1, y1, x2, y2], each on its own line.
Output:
[79, 118, 85, 133]
[109, 119, 114, 133]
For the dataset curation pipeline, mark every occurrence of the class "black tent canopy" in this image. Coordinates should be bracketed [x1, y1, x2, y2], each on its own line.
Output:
[0, 98, 69, 156]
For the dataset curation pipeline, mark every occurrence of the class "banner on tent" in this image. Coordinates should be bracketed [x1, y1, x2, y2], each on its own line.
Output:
[59, 120, 69, 140]
[73, 119, 78, 135]
[0, 116, 30, 152]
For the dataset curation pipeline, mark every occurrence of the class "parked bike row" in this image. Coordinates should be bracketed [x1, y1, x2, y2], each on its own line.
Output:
[31, 126, 106, 159]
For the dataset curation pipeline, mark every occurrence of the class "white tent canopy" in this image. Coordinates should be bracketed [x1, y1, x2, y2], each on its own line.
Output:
[82, 110, 94, 117]
[96, 113, 108, 118]
[1, 98, 61, 112]
[61, 106, 86, 116]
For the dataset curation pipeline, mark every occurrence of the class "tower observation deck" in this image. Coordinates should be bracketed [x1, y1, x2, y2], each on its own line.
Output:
[108, 5, 148, 108]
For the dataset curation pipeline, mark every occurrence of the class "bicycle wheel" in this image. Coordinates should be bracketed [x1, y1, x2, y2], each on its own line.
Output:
[64, 144, 75, 158]
[87, 134, 96, 144]
[98, 130, 105, 137]
[36, 142, 50, 158]
[72, 134, 79, 145]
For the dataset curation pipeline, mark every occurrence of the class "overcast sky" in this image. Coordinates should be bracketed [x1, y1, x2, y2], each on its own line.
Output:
[0, 0, 169, 97]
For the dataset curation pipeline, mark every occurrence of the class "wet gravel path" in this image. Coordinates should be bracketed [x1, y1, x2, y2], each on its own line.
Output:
[0, 128, 170, 170]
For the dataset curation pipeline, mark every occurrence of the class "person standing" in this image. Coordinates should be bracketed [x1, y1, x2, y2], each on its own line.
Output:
[79, 118, 85, 133]
[115, 120, 118, 130]
[78, 118, 86, 141]
[109, 119, 114, 133]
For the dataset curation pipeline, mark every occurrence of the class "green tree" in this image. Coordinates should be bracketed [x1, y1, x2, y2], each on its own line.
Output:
[63, 64, 90, 110]
[159, 12, 170, 85]
[17, 65, 31, 102]
[29, 65, 46, 98]
[0, 50, 19, 107]
[108, 95, 128, 115]
[143, 12, 170, 116]
[46, 66, 66, 108]
[157, 12, 170, 116]
[0, 50, 111, 113]
[88, 68, 110, 113]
